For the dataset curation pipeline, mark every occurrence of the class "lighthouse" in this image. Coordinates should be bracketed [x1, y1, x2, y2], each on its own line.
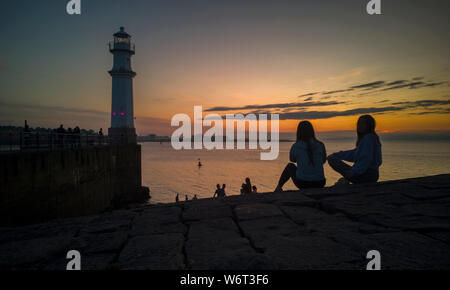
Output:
[108, 27, 137, 144]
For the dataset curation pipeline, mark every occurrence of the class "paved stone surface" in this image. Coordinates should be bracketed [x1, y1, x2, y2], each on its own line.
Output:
[0, 174, 449, 270]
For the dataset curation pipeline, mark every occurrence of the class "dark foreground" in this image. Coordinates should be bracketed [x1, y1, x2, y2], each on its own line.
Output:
[1, 174, 449, 270]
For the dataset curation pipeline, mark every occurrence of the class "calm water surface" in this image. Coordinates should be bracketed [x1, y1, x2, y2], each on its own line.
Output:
[141, 137, 450, 204]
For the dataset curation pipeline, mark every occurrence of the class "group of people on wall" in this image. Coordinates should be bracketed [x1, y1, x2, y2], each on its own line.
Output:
[275, 114, 382, 192]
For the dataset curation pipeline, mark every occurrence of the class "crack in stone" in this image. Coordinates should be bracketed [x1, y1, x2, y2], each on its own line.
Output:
[110, 213, 137, 269]
[230, 205, 264, 254]
[179, 204, 190, 270]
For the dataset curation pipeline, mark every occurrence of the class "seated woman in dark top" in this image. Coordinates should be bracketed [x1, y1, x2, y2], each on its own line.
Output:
[328, 115, 382, 185]
[275, 121, 326, 192]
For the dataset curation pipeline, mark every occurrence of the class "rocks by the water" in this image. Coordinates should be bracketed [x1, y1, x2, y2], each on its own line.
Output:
[0, 174, 449, 270]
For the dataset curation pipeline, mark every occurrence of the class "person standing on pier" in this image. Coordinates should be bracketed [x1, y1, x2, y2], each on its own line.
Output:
[23, 120, 31, 148]
[98, 128, 104, 145]
[73, 126, 81, 147]
[56, 125, 65, 148]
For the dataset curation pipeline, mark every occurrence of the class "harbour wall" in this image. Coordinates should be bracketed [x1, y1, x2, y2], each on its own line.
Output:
[0, 144, 149, 227]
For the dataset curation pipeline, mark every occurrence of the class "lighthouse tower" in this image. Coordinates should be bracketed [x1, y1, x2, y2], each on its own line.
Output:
[108, 27, 137, 144]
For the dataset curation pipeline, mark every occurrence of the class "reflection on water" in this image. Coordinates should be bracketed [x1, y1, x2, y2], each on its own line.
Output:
[141, 138, 450, 204]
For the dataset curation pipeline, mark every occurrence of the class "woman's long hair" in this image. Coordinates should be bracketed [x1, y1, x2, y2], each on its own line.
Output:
[356, 115, 381, 146]
[296, 121, 317, 164]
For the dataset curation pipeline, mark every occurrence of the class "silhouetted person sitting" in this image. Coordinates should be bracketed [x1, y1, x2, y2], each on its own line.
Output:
[240, 183, 246, 195]
[192, 194, 198, 200]
[275, 121, 326, 192]
[213, 184, 221, 198]
[252, 186, 258, 193]
[244, 178, 253, 194]
[328, 115, 382, 185]
[240, 178, 252, 194]
[221, 184, 227, 197]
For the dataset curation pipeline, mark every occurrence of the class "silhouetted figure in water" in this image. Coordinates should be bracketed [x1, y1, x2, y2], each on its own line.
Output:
[252, 186, 258, 193]
[176, 194, 179, 202]
[198, 158, 202, 167]
[275, 121, 326, 192]
[328, 115, 382, 185]
[192, 194, 198, 200]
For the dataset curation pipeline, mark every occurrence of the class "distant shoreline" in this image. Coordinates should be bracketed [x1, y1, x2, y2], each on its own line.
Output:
[137, 139, 295, 143]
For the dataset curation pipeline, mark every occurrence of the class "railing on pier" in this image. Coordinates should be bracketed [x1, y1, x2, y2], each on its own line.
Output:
[0, 131, 109, 152]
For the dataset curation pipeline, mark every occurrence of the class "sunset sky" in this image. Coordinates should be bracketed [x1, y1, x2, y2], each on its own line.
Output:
[1, 0, 449, 135]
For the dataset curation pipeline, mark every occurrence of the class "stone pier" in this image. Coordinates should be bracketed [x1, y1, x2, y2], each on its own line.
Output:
[0, 174, 449, 270]
[0, 144, 149, 227]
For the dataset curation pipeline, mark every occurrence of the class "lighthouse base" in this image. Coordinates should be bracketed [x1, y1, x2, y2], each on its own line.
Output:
[108, 127, 137, 145]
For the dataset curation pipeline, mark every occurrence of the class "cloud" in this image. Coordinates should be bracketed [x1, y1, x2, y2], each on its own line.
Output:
[386, 80, 407, 86]
[423, 82, 446, 87]
[0, 101, 171, 135]
[408, 108, 450, 115]
[295, 77, 447, 99]
[350, 81, 385, 89]
[298, 92, 318, 98]
[382, 81, 447, 92]
[304, 97, 313, 101]
[391, 99, 450, 107]
[205, 101, 343, 112]
[222, 98, 450, 120]
[322, 89, 352, 95]
[0, 101, 106, 116]
[381, 81, 425, 91]
[275, 106, 406, 120]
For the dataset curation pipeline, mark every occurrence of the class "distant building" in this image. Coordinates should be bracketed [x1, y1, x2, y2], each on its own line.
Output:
[137, 134, 170, 142]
